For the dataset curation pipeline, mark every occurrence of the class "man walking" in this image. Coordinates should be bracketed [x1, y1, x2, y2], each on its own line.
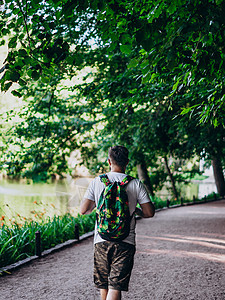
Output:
[80, 145, 155, 300]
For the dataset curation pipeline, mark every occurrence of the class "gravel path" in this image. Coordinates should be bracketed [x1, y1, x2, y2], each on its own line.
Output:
[1, 200, 225, 300]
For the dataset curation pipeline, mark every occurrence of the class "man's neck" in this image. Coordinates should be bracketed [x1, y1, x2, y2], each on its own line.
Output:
[110, 165, 126, 173]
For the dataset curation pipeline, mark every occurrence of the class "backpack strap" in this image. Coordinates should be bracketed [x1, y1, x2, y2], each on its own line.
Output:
[120, 175, 134, 186]
[99, 174, 111, 186]
[99, 174, 134, 186]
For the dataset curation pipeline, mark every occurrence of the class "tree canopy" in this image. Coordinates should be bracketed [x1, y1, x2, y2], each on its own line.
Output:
[1, 0, 225, 124]
[0, 0, 225, 195]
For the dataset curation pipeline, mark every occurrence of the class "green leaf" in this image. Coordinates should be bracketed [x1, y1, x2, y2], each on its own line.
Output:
[167, 3, 177, 14]
[128, 88, 137, 94]
[61, 0, 77, 17]
[149, 73, 158, 82]
[18, 49, 28, 57]
[0, 40, 5, 46]
[13, 8, 20, 14]
[140, 59, 149, 68]
[127, 58, 139, 69]
[215, 0, 223, 4]
[6, 71, 20, 82]
[141, 38, 153, 52]
[180, 107, 192, 115]
[11, 90, 22, 98]
[2, 28, 10, 35]
[3, 81, 13, 91]
[41, 76, 50, 83]
[121, 34, 132, 44]
[8, 36, 17, 48]
[31, 70, 40, 80]
[172, 78, 181, 92]
[142, 64, 150, 75]
[120, 44, 132, 55]
[180, 104, 199, 115]
[52, 0, 61, 4]
[213, 118, 218, 127]
[108, 43, 117, 52]
[18, 78, 27, 86]
[141, 71, 151, 84]
[136, 29, 147, 44]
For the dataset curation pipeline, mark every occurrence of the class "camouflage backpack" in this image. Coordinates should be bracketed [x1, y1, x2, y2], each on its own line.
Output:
[96, 174, 134, 241]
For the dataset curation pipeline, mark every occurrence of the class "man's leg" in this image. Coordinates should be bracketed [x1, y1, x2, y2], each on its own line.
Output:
[100, 288, 108, 300]
[106, 289, 121, 300]
[109, 243, 135, 294]
[94, 242, 110, 299]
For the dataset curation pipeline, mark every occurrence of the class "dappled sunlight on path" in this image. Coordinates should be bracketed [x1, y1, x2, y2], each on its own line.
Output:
[137, 247, 225, 264]
[138, 234, 225, 251]
[137, 233, 225, 264]
[126, 200, 225, 299]
[136, 201, 225, 266]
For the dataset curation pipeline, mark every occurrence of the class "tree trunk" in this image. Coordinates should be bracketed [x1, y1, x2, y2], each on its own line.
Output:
[212, 156, 225, 197]
[137, 163, 154, 197]
[164, 156, 179, 200]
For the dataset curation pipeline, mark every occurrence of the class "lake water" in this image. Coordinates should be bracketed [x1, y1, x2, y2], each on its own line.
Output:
[0, 176, 217, 224]
[0, 177, 93, 223]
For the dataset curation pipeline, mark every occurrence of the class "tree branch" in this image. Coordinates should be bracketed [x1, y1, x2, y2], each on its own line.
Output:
[15, 0, 47, 66]
[42, 90, 54, 140]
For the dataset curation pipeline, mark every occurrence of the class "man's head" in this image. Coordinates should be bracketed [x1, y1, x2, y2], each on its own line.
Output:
[108, 145, 129, 170]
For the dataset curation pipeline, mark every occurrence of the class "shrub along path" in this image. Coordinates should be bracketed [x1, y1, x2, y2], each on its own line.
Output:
[1, 200, 225, 300]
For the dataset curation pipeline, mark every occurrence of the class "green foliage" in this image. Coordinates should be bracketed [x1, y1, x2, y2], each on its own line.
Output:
[0, 73, 95, 180]
[95, 0, 225, 125]
[0, 211, 95, 268]
[77, 46, 209, 194]
[1, 0, 225, 124]
[0, 0, 99, 180]
[204, 192, 219, 200]
[151, 191, 219, 210]
[0, 0, 225, 194]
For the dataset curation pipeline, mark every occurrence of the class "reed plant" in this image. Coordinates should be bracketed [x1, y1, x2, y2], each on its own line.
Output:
[0, 211, 95, 269]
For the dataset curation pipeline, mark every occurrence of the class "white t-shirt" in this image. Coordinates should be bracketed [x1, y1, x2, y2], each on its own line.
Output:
[83, 171, 151, 245]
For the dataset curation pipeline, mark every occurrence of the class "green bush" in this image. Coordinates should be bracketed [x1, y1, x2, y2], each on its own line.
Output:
[0, 211, 95, 269]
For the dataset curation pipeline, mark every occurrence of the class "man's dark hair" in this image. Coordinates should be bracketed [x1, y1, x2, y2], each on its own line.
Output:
[108, 145, 129, 168]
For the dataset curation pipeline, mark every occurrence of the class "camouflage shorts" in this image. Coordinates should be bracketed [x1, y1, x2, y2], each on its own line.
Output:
[94, 241, 136, 291]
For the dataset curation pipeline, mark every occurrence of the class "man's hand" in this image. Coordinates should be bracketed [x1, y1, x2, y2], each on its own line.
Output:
[135, 207, 144, 217]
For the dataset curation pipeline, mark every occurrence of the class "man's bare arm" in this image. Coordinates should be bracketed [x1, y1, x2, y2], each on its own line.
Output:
[80, 198, 96, 215]
[136, 202, 155, 218]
